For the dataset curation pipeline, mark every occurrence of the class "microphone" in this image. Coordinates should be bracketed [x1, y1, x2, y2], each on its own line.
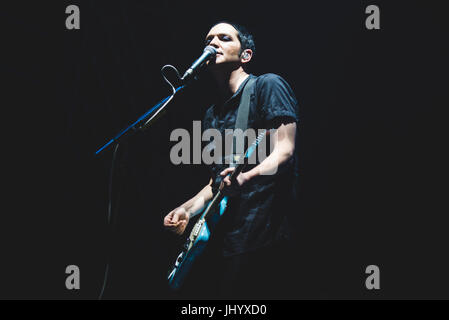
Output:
[181, 46, 217, 82]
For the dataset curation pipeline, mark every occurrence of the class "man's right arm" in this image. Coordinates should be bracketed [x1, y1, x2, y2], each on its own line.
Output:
[163, 178, 213, 235]
[180, 177, 214, 217]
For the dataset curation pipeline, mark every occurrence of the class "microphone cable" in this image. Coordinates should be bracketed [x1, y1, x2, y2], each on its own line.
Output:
[140, 65, 183, 130]
[98, 142, 120, 300]
[98, 65, 183, 299]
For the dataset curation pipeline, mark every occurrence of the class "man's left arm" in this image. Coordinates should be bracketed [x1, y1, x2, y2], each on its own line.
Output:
[221, 74, 299, 189]
[221, 121, 296, 186]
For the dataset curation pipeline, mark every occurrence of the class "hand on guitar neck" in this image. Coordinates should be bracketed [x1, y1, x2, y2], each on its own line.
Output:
[219, 168, 250, 196]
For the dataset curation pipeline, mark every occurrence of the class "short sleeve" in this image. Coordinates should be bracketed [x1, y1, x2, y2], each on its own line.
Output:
[256, 73, 299, 125]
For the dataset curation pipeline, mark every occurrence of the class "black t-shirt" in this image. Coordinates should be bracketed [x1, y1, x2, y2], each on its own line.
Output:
[202, 73, 299, 257]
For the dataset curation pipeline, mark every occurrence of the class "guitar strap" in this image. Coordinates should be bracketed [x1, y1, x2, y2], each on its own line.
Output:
[232, 76, 256, 164]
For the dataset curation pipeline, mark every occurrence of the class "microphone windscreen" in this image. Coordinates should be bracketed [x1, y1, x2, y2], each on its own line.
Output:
[204, 46, 217, 57]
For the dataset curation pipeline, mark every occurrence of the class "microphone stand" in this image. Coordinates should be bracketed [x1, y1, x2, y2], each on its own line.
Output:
[95, 84, 185, 156]
[96, 68, 191, 299]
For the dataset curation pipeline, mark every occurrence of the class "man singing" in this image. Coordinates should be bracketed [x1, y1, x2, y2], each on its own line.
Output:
[163, 21, 299, 298]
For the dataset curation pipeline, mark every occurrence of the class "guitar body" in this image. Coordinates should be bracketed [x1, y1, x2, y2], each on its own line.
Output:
[167, 196, 228, 290]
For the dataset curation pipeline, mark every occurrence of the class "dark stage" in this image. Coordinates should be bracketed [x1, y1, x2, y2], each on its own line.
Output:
[1, 1, 448, 300]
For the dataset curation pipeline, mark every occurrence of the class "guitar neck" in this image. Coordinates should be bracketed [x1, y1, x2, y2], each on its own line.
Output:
[192, 130, 267, 220]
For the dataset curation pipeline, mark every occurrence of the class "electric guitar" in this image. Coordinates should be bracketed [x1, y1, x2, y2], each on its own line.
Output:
[167, 130, 268, 290]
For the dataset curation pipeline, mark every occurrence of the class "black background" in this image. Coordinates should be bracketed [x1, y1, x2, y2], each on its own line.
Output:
[1, 0, 448, 299]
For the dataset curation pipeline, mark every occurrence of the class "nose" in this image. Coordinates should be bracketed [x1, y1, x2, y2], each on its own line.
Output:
[209, 36, 220, 49]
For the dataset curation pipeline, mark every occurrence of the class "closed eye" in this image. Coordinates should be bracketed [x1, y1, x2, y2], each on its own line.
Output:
[204, 34, 233, 45]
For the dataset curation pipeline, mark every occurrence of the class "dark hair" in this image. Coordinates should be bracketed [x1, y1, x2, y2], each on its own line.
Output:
[210, 21, 256, 68]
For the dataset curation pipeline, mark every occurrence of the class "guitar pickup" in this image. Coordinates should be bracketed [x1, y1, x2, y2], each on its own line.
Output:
[192, 219, 205, 238]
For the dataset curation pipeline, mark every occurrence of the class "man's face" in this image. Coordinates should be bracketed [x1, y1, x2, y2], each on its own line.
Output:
[205, 23, 242, 67]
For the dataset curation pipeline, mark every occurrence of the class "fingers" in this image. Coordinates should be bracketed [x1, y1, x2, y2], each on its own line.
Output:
[165, 219, 182, 233]
[164, 207, 190, 235]
[221, 168, 235, 186]
[163, 213, 173, 226]
[165, 218, 186, 235]
[164, 207, 185, 224]
[220, 167, 235, 177]
[219, 174, 228, 185]
[174, 221, 187, 235]
[164, 211, 179, 227]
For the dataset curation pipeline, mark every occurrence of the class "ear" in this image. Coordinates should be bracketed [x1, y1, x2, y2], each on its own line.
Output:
[241, 49, 253, 64]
